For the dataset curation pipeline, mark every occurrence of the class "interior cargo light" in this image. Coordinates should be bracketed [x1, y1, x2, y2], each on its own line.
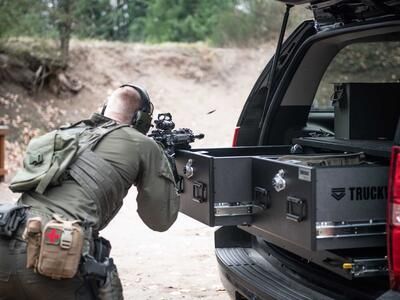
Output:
[232, 127, 240, 147]
[388, 146, 400, 290]
[342, 263, 353, 270]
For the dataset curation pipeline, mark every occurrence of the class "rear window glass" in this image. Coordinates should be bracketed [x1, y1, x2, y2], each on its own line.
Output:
[313, 41, 400, 110]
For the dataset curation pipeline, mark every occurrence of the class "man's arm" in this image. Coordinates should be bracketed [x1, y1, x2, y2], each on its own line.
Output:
[136, 138, 180, 232]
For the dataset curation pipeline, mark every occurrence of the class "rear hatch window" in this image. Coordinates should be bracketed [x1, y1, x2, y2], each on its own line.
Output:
[313, 41, 400, 111]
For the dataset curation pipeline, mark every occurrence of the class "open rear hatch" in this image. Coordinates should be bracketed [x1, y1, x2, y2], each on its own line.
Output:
[279, 0, 400, 28]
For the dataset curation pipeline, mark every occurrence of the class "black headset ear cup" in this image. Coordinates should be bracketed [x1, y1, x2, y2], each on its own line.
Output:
[132, 110, 153, 134]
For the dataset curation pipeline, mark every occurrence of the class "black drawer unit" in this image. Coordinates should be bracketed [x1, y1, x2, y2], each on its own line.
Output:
[250, 157, 388, 251]
[176, 147, 389, 252]
[176, 146, 290, 226]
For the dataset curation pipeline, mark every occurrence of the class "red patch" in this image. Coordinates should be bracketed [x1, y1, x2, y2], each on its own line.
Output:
[45, 228, 61, 245]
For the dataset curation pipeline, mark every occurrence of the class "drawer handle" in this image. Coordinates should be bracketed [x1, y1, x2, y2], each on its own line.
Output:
[192, 181, 207, 203]
[286, 196, 307, 222]
[254, 186, 271, 209]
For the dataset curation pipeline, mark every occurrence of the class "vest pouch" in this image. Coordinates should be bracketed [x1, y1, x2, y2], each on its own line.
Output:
[23, 217, 42, 268]
[9, 130, 79, 193]
[37, 215, 84, 279]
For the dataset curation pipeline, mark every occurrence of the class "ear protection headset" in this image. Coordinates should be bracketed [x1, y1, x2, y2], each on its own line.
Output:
[101, 84, 154, 134]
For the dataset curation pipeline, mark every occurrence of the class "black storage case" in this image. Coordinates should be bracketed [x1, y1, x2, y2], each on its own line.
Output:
[251, 156, 387, 251]
[176, 147, 388, 252]
[333, 82, 400, 140]
[176, 146, 290, 227]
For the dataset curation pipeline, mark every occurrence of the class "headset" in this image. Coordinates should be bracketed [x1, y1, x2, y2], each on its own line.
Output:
[101, 84, 154, 134]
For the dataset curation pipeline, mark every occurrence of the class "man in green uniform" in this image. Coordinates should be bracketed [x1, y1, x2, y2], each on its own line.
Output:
[0, 84, 180, 299]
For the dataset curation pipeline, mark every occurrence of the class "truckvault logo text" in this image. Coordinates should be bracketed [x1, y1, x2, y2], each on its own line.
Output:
[331, 186, 388, 201]
[349, 186, 387, 201]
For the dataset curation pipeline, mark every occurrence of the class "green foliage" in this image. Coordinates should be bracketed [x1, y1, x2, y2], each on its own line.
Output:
[0, 0, 312, 47]
[211, 1, 312, 46]
[0, 0, 54, 39]
[74, 0, 115, 39]
[213, 0, 284, 45]
[0, 38, 60, 63]
[141, 0, 234, 43]
[74, 0, 149, 41]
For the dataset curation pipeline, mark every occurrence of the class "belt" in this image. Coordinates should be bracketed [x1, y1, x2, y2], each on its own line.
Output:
[0, 208, 52, 241]
[1, 210, 95, 257]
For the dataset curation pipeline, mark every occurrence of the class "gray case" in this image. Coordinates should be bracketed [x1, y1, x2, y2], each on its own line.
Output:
[251, 156, 387, 251]
[176, 147, 388, 251]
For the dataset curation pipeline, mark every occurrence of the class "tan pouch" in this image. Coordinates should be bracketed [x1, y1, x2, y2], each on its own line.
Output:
[36, 214, 84, 279]
[23, 217, 43, 269]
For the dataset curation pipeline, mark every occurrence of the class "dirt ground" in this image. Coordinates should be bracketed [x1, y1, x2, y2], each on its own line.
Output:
[0, 41, 274, 299]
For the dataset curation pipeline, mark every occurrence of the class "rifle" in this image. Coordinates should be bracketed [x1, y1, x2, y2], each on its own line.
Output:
[148, 113, 204, 184]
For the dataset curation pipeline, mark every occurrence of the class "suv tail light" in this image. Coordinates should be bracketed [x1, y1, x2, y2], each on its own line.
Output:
[388, 145, 400, 290]
[232, 127, 240, 147]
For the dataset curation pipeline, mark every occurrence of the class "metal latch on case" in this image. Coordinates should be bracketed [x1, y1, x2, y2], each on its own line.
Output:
[272, 169, 286, 192]
[183, 159, 194, 178]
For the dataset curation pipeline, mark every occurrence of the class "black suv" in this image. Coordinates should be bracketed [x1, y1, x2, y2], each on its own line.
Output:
[176, 1, 400, 299]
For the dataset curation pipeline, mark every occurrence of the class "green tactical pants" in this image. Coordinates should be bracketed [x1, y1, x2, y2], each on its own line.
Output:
[0, 237, 95, 300]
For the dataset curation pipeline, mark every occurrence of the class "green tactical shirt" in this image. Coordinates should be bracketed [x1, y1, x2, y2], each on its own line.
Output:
[19, 113, 180, 232]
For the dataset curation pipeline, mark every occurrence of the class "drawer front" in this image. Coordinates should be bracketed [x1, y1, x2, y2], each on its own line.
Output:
[315, 165, 388, 250]
[176, 150, 214, 226]
[249, 158, 388, 251]
[176, 150, 254, 226]
[315, 166, 388, 222]
[251, 158, 315, 250]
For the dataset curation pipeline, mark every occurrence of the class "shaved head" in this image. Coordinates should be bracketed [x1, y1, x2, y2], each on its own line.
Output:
[104, 86, 142, 124]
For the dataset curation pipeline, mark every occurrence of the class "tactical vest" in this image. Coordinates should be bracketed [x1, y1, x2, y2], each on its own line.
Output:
[10, 118, 128, 228]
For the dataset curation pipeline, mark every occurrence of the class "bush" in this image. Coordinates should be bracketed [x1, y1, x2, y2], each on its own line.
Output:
[141, 0, 233, 43]
[211, 1, 312, 47]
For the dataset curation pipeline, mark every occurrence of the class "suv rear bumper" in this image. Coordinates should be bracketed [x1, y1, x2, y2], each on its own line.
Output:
[215, 227, 394, 300]
[216, 247, 332, 300]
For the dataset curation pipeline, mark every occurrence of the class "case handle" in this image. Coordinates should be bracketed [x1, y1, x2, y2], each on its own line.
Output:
[192, 181, 207, 203]
[286, 196, 307, 222]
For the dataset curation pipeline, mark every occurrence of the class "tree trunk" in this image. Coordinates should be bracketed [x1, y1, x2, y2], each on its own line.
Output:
[58, 0, 73, 68]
